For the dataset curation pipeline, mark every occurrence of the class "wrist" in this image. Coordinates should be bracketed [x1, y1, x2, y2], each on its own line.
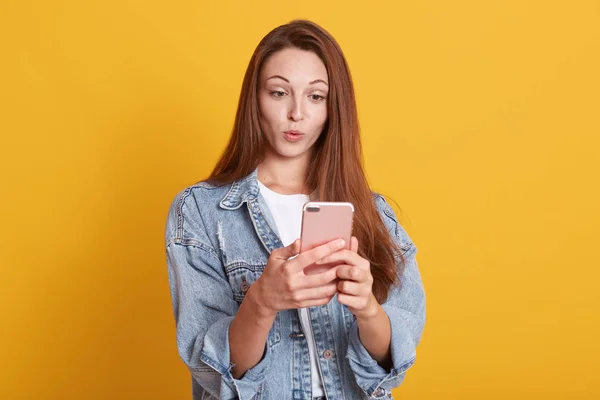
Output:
[356, 294, 381, 322]
[245, 283, 278, 322]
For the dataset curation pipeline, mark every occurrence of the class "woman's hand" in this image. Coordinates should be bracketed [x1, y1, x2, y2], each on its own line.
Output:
[248, 238, 346, 318]
[315, 236, 378, 320]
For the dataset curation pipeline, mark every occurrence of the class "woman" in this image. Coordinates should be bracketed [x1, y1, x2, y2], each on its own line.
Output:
[165, 19, 426, 400]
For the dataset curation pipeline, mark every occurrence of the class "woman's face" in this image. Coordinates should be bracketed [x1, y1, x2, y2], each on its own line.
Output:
[258, 47, 329, 160]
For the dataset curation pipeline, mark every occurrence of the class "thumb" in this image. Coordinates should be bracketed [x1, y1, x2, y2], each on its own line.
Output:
[350, 236, 359, 253]
[279, 238, 301, 260]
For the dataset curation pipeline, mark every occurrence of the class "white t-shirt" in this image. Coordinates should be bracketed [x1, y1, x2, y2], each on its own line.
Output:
[257, 180, 325, 397]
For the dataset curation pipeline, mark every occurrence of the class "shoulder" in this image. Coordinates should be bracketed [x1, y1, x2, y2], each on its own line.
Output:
[170, 179, 228, 209]
[164, 180, 232, 246]
[371, 191, 416, 256]
[168, 180, 230, 219]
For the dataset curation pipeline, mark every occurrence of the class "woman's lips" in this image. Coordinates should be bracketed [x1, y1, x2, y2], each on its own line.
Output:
[283, 131, 304, 142]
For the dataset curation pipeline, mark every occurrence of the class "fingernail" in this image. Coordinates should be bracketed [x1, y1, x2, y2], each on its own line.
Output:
[337, 239, 345, 248]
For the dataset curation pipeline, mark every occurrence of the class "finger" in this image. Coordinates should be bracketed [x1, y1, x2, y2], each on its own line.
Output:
[337, 293, 369, 310]
[274, 239, 300, 260]
[299, 294, 336, 308]
[337, 279, 370, 296]
[336, 265, 368, 282]
[292, 265, 341, 290]
[292, 283, 338, 304]
[288, 238, 345, 273]
[316, 249, 363, 267]
[350, 236, 358, 253]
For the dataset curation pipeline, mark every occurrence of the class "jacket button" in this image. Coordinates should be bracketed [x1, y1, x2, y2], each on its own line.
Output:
[240, 281, 250, 293]
[372, 387, 386, 397]
[323, 350, 334, 359]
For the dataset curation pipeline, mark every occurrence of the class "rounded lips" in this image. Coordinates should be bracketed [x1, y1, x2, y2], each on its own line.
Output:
[284, 130, 304, 135]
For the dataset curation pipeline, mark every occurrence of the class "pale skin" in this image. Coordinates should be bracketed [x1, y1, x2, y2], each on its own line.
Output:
[228, 48, 392, 379]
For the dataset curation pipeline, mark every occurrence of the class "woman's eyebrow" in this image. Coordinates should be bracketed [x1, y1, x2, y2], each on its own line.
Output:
[266, 75, 328, 86]
[309, 79, 328, 86]
[266, 75, 289, 83]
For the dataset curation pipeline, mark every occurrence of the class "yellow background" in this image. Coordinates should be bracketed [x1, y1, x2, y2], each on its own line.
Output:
[1, 1, 599, 399]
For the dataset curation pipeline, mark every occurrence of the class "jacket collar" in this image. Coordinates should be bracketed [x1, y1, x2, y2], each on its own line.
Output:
[219, 168, 260, 210]
[219, 167, 319, 210]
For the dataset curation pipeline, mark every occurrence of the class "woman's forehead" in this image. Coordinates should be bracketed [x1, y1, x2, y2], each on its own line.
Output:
[260, 48, 328, 85]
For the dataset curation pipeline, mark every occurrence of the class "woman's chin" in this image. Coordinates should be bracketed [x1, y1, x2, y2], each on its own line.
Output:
[265, 141, 311, 159]
[276, 146, 313, 160]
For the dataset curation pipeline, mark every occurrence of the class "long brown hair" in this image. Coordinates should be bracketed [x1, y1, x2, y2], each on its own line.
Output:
[208, 19, 404, 303]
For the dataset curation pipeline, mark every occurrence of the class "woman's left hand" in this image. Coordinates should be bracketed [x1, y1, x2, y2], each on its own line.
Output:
[316, 236, 378, 319]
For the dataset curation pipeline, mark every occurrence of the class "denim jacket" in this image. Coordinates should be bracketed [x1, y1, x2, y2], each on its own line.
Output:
[164, 168, 426, 400]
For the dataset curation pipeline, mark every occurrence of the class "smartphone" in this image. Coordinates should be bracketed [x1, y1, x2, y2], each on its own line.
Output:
[300, 201, 354, 275]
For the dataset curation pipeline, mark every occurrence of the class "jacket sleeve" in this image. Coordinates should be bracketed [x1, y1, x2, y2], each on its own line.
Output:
[346, 195, 426, 398]
[164, 190, 273, 400]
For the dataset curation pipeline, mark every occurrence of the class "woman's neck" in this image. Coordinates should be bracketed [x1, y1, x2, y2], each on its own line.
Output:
[257, 152, 312, 195]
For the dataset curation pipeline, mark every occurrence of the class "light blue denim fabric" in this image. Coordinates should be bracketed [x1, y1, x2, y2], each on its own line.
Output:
[164, 168, 426, 400]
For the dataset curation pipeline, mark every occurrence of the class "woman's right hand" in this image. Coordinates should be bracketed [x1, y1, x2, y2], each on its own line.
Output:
[247, 238, 347, 318]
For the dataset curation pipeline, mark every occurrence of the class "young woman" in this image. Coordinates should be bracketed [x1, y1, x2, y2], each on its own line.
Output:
[165, 19, 426, 400]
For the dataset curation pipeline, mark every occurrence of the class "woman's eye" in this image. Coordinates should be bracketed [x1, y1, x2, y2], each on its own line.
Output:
[270, 91, 286, 98]
[310, 94, 326, 102]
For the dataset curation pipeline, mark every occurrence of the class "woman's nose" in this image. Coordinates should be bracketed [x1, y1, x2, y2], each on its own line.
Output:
[288, 98, 304, 121]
